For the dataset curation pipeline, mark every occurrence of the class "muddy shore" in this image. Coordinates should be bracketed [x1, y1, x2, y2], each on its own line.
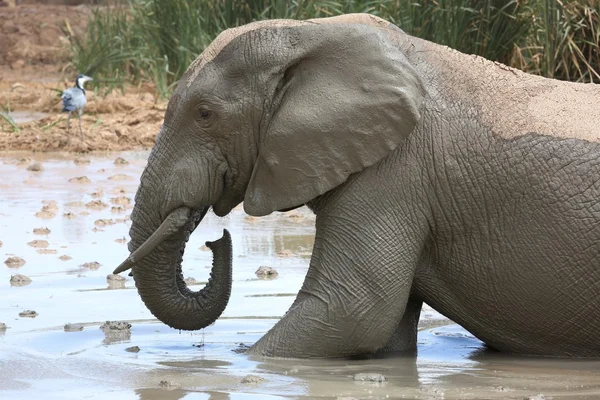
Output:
[1, 4, 165, 153]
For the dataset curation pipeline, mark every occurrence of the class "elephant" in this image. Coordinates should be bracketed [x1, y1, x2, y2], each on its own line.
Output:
[113, 13, 600, 359]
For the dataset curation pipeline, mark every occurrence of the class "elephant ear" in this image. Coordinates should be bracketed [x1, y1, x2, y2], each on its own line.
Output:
[243, 23, 425, 216]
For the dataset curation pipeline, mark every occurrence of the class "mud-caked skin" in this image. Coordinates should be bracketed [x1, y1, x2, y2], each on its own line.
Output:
[124, 13, 600, 358]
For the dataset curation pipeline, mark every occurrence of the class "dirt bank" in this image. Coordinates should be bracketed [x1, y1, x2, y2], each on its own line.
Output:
[0, 4, 166, 152]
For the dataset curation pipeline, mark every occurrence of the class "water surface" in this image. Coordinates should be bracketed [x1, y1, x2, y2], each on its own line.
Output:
[0, 151, 598, 399]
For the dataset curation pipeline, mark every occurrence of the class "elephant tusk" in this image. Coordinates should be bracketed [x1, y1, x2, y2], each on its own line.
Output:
[113, 207, 191, 274]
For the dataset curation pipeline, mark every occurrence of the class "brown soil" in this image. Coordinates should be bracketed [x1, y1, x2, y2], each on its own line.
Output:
[0, 4, 165, 153]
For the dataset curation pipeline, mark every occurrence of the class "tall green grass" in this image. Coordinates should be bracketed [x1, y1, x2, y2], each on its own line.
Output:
[66, 0, 599, 98]
[519, 0, 600, 82]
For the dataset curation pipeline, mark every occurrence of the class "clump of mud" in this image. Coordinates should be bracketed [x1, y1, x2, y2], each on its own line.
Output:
[184, 277, 199, 285]
[59, 255, 72, 261]
[80, 261, 101, 270]
[125, 346, 140, 353]
[27, 239, 48, 248]
[0, 240, 2, 247]
[35, 201, 58, 218]
[95, 219, 115, 227]
[90, 189, 103, 198]
[26, 162, 43, 171]
[352, 373, 387, 383]
[0, 322, 6, 332]
[10, 274, 32, 287]
[5, 256, 25, 267]
[255, 266, 278, 279]
[114, 157, 129, 165]
[19, 310, 38, 318]
[241, 375, 265, 384]
[33, 227, 50, 235]
[244, 216, 259, 223]
[111, 206, 125, 213]
[199, 244, 209, 251]
[101, 321, 131, 331]
[37, 249, 57, 254]
[158, 380, 178, 389]
[110, 196, 131, 205]
[63, 212, 76, 219]
[107, 274, 126, 282]
[64, 323, 84, 332]
[115, 237, 127, 244]
[86, 200, 108, 210]
[69, 176, 90, 184]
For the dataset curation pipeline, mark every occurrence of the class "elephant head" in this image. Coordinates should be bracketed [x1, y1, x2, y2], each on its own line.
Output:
[114, 14, 425, 332]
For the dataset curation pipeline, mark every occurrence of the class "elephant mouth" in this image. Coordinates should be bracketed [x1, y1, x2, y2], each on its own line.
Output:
[113, 206, 208, 274]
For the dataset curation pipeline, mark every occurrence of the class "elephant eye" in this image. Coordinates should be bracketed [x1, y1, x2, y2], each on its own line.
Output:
[199, 110, 211, 119]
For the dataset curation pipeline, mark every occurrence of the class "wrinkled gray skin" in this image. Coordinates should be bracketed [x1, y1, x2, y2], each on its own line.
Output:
[123, 14, 600, 359]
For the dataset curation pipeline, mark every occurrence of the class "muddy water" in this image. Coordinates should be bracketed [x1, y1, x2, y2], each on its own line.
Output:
[0, 151, 599, 400]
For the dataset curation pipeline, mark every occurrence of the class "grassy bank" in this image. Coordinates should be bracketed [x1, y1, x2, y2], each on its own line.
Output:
[66, 0, 600, 97]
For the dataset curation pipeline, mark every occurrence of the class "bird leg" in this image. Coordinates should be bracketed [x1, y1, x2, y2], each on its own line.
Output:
[66, 112, 71, 133]
[78, 109, 83, 141]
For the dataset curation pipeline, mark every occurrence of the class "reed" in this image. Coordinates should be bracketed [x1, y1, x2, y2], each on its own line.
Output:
[65, 0, 599, 97]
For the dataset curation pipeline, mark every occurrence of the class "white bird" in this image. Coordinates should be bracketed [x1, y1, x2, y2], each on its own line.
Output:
[61, 74, 93, 140]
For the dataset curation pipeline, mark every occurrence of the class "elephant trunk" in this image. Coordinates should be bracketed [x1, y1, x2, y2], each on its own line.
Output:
[124, 197, 233, 331]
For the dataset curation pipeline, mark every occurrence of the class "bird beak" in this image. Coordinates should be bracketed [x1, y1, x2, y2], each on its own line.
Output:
[83, 76, 93, 83]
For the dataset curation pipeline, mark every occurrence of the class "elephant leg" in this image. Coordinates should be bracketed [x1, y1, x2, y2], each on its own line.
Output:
[248, 199, 428, 358]
[379, 296, 422, 353]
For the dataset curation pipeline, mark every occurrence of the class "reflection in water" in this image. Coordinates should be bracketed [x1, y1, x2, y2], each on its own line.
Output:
[101, 328, 132, 345]
[242, 232, 315, 259]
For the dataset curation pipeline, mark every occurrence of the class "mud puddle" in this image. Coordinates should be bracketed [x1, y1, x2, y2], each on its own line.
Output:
[1, 151, 599, 399]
